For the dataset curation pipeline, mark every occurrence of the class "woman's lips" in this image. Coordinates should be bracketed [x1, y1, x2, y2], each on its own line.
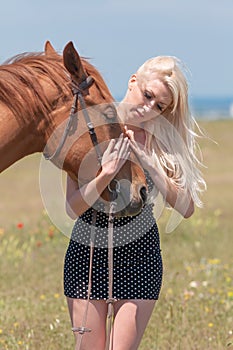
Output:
[135, 109, 144, 118]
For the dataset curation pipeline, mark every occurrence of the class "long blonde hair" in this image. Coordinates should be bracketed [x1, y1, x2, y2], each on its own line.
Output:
[136, 56, 206, 207]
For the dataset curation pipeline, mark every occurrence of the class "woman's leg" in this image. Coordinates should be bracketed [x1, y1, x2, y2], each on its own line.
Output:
[112, 299, 156, 350]
[67, 297, 108, 350]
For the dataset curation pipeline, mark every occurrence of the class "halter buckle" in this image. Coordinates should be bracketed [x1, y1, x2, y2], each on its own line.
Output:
[71, 76, 94, 95]
[106, 298, 116, 305]
[72, 326, 92, 334]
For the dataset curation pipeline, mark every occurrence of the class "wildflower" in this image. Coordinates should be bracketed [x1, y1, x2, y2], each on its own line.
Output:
[227, 291, 233, 300]
[0, 329, 2, 334]
[0, 228, 4, 236]
[40, 294, 46, 300]
[208, 323, 214, 328]
[183, 289, 194, 301]
[209, 288, 216, 294]
[166, 288, 173, 295]
[54, 293, 60, 299]
[202, 281, 208, 287]
[208, 258, 221, 265]
[17, 222, 24, 229]
[205, 306, 209, 313]
[48, 229, 54, 239]
[185, 265, 192, 274]
[189, 281, 198, 288]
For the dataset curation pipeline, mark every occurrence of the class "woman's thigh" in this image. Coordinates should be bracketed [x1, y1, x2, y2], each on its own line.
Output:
[66, 297, 108, 350]
[112, 299, 156, 350]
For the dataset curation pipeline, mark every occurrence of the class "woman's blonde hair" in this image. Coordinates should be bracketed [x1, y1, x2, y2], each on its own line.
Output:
[136, 56, 206, 207]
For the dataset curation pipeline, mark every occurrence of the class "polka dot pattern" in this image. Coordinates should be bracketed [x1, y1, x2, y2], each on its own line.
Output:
[64, 171, 163, 300]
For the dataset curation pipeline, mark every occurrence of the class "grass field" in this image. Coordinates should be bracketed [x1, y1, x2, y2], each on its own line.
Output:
[0, 120, 232, 349]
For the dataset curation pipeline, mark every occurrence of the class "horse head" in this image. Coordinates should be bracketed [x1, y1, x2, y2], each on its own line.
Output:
[44, 42, 148, 217]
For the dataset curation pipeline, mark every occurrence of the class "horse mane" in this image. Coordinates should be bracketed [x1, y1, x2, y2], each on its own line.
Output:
[82, 60, 114, 102]
[0, 51, 113, 124]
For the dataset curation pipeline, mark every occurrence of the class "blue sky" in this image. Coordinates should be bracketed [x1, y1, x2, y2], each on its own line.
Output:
[0, 0, 232, 99]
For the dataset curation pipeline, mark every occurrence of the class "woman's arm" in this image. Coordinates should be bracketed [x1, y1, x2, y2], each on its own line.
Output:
[66, 135, 130, 219]
[66, 171, 112, 219]
[146, 165, 194, 218]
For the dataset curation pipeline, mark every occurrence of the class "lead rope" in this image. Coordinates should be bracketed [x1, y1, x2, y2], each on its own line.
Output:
[72, 185, 119, 350]
[72, 209, 97, 348]
[105, 196, 117, 350]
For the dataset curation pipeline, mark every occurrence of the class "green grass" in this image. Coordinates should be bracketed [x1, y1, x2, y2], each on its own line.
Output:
[0, 120, 232, 349]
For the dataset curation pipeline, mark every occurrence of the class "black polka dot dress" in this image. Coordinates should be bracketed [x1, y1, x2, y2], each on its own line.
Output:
[64, 172, 163, 300]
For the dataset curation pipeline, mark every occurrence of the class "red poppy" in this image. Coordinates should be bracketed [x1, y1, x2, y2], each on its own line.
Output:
[48, 229, 54, 239]
[17, 222, 24, 229]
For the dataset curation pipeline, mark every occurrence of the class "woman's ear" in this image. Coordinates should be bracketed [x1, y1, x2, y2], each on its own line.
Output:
[128, 74, 137, 90]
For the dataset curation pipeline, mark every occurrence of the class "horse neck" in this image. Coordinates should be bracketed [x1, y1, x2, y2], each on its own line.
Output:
[0, 103, 45, 173]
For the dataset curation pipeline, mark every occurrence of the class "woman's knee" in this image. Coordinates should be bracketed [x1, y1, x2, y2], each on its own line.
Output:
[112, 300, 156, 350]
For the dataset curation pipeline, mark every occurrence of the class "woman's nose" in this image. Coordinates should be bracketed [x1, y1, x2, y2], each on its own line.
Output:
[148, 100, 155, 108]
[143, 98, 154, 106]
[144, 100, 155, 111]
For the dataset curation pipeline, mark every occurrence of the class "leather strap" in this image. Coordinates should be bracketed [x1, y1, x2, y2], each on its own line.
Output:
[105, 200, 117, 350]
[72, 209, 97, 348]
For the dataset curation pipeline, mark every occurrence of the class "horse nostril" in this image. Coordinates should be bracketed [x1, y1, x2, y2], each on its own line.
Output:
[140, 186, 147, 204]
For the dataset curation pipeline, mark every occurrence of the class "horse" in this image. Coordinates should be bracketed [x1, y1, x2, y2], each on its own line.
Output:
[0, 41, 147, 216]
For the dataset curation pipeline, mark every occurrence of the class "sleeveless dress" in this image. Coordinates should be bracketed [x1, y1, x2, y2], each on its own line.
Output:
[64, 171, 163, 300]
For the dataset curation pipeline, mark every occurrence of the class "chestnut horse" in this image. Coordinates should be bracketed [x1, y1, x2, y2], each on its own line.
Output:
[0, 41, 147, 216]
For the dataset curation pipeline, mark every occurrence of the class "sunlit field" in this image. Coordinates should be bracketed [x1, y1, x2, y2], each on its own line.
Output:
[0, 120, 232, 349]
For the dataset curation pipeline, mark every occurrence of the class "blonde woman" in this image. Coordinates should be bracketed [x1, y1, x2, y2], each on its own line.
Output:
[64, 56, 206, 350]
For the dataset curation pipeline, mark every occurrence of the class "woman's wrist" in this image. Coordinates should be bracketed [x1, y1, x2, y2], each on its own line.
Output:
[99, 167, 117, 182]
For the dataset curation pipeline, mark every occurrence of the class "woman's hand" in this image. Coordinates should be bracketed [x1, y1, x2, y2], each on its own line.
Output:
[101, 133, 130, 178]
[126, 128, 194, 218]
[66, 134, 130, 218]
[125, 129, 152, 172]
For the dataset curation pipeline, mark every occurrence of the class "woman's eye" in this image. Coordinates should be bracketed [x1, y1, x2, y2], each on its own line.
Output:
[157, 104, 163, 112]
[144, 91, 152, 100]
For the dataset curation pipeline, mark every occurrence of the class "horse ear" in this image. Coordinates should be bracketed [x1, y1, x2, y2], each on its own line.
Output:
[44, 41, 57, 56]
[63, 41, 87, 83]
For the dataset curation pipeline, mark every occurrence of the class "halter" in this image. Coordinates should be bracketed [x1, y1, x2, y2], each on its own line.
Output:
[43, 75, 102, 165]
[43, 75, 120, 349]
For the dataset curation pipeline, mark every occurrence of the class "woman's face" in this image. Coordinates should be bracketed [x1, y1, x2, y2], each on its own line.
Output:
[122, 73, 173, 127]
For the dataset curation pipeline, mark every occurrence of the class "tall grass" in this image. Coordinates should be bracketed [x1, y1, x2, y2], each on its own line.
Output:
[0, 120, 232, 349]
